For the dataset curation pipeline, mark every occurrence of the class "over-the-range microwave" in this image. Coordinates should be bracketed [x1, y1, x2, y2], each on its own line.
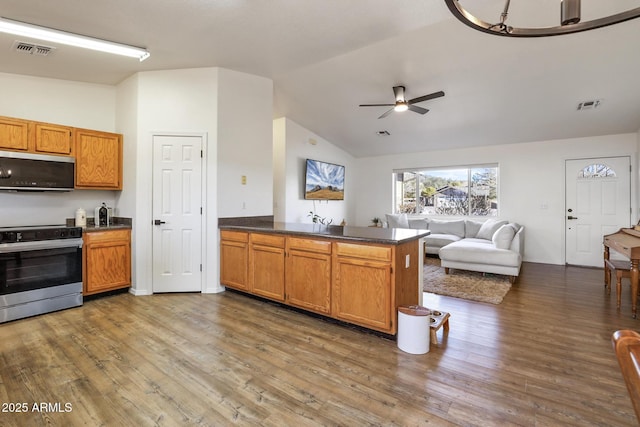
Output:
[0, 150, 74, 191]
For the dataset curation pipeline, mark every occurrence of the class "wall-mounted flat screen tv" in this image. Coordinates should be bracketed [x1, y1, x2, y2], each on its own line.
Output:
[304, 159, 345, 200]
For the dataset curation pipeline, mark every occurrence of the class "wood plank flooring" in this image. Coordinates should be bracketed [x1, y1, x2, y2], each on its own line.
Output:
[1, 262, 639, 426]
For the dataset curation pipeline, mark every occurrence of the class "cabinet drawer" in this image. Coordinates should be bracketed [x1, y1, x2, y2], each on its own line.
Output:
[84, 229, 130, 244]
[335, 242, 391, 262]
[251, 233, 285, 248]
[287, 237, 331, 254]
[221, 230, 249, 243]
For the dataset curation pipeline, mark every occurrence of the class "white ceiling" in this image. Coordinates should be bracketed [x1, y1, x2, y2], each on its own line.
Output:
[1, 0, 639, 157]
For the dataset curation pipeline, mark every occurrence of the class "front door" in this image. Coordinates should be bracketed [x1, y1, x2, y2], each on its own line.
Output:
[152, 134, 203, 292]
[565, 157, 631, 266]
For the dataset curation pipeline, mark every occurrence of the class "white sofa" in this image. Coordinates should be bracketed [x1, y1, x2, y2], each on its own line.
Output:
[385, 214, 524, 283]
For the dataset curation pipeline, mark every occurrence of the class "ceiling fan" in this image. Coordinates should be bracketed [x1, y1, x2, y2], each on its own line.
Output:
[359, 86, 445, 119]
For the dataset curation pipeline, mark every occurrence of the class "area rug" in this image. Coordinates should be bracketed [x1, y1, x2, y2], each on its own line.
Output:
[423, 257, 512, 304]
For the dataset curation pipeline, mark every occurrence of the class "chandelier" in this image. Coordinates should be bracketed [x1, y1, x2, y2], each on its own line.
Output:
[444, 0, 640, 37]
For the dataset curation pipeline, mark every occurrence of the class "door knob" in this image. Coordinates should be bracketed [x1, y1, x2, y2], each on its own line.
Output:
[567, 215, 578, 220]
[154, 219, 166, 225]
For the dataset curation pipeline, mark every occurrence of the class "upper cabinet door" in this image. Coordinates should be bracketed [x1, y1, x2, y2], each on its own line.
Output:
[74, 128, 123, 190]
[33, 122, 73, 155]
[0, 116, 29, 151]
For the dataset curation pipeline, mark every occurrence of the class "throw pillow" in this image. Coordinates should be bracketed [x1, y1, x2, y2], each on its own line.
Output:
[492, 224, 517, 249]
[386, 213, 409, 229]
[464, 220, 483, 238]
[476, 219, 508, 240]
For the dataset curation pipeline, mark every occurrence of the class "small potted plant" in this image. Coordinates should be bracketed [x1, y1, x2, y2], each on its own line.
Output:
[372, 217, 380, 227]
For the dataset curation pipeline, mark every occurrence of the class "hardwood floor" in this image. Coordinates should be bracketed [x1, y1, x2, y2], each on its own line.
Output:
[1, 262, 638, 426]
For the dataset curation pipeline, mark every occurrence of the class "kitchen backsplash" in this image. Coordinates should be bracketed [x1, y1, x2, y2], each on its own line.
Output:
[0, 191, 118, 228]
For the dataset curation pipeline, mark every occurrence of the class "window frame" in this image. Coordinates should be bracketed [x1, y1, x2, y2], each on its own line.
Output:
[392, 163, 500, 217]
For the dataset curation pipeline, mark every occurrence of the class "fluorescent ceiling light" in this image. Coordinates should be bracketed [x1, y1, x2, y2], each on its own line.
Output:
[0, 17, 150, 61]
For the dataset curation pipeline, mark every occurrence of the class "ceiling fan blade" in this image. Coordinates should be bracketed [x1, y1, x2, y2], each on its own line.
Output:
[359, 103, 395, 107]
[378, 108, 395, 119]
[408, 104, 429, 115]
[408, 90, 445, 105]
[393, 86, 406, 102]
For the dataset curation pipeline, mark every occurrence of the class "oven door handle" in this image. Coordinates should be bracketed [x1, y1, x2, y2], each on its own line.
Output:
[0, 238, 83, 253]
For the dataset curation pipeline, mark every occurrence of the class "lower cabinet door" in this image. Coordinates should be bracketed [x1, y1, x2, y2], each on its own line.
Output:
[250, 244, 285, 301]
[286, 249, 331, 314]
[333, 257, 392, 332]
[85, 241, 131, 295]
[220, 240, 249, 290]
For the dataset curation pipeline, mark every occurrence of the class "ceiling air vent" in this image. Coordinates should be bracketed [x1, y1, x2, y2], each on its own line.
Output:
[12, 41, 56, 56]
[577, 99, 601, 110]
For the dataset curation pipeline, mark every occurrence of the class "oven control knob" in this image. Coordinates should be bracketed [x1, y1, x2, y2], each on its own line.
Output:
[59, 230, 67, 238]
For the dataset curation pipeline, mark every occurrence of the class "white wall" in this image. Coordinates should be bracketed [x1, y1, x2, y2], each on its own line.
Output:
[116, 67, 273, 295]
[115, 74, 140, 282]
[217, 68, 273, 217]
[353, 133, 638, 265]
[117, 68, 219, 295]
[0, 72, 119, 226]
[273, 117, 355, 225]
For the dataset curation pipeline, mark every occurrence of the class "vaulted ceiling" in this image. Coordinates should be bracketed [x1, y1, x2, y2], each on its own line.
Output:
[1, 0, 639, 157]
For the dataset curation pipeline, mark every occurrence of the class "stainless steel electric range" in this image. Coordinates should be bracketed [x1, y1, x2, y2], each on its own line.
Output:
[0, 225, 83, 323]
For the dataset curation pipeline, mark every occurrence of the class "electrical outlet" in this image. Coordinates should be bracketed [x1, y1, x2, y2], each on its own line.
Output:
[241, 175, 247, 185]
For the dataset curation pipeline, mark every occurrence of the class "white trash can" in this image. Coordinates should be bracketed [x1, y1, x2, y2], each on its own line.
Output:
[397, 305, 431, 354]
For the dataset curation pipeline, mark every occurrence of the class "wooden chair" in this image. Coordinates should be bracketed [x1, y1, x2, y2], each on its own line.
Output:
[612, 330, 640, 423]
[605, 258, 632, 309]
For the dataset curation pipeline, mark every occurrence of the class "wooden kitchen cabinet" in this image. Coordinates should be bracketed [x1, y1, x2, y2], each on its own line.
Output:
[0, 116, 29, 151]
[333, 242, 393, 331]
[74, 128, 123, 189]
[249, 233, 285, 301]
[220, 230, 249, 291]
[0, 116, 73, 156]
[285, 237, 332, 315]
[83, 229, 131, 296]
[219, 228, 421, 335]
[32, 122, 73, 155]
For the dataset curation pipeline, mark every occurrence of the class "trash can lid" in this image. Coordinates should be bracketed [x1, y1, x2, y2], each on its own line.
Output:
[398, 305, 431, 316]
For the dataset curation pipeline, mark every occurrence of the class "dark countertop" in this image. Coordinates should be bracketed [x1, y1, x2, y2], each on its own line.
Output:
[66, 216, 132, 231]
[219, 222, 429, 245]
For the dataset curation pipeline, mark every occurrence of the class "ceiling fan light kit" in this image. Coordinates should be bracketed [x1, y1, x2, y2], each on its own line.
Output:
[444, 0, 640, 37]
[0, 16, 150, 61]
[394, 103, 409, 112]
[359, 85, 445, 119]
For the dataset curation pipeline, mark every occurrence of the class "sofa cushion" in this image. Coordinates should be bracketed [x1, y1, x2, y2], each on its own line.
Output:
[408, 218, 429, 229]
[429, 219, 465, 238]
[464, 220, 483, 238]
[386, 213, 409, 229]
[492, 224, 517, 249]
[476, 219, 508, 240]
[425, 234, 462, 248]
[439, 239, 521, 267]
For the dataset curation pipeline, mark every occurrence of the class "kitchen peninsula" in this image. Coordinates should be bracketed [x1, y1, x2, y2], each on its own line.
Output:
[219, 222, 429, 335]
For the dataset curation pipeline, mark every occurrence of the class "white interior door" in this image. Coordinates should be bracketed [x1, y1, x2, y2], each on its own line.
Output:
[152, 134, 203, 292]
[565, 157, 631, 267]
